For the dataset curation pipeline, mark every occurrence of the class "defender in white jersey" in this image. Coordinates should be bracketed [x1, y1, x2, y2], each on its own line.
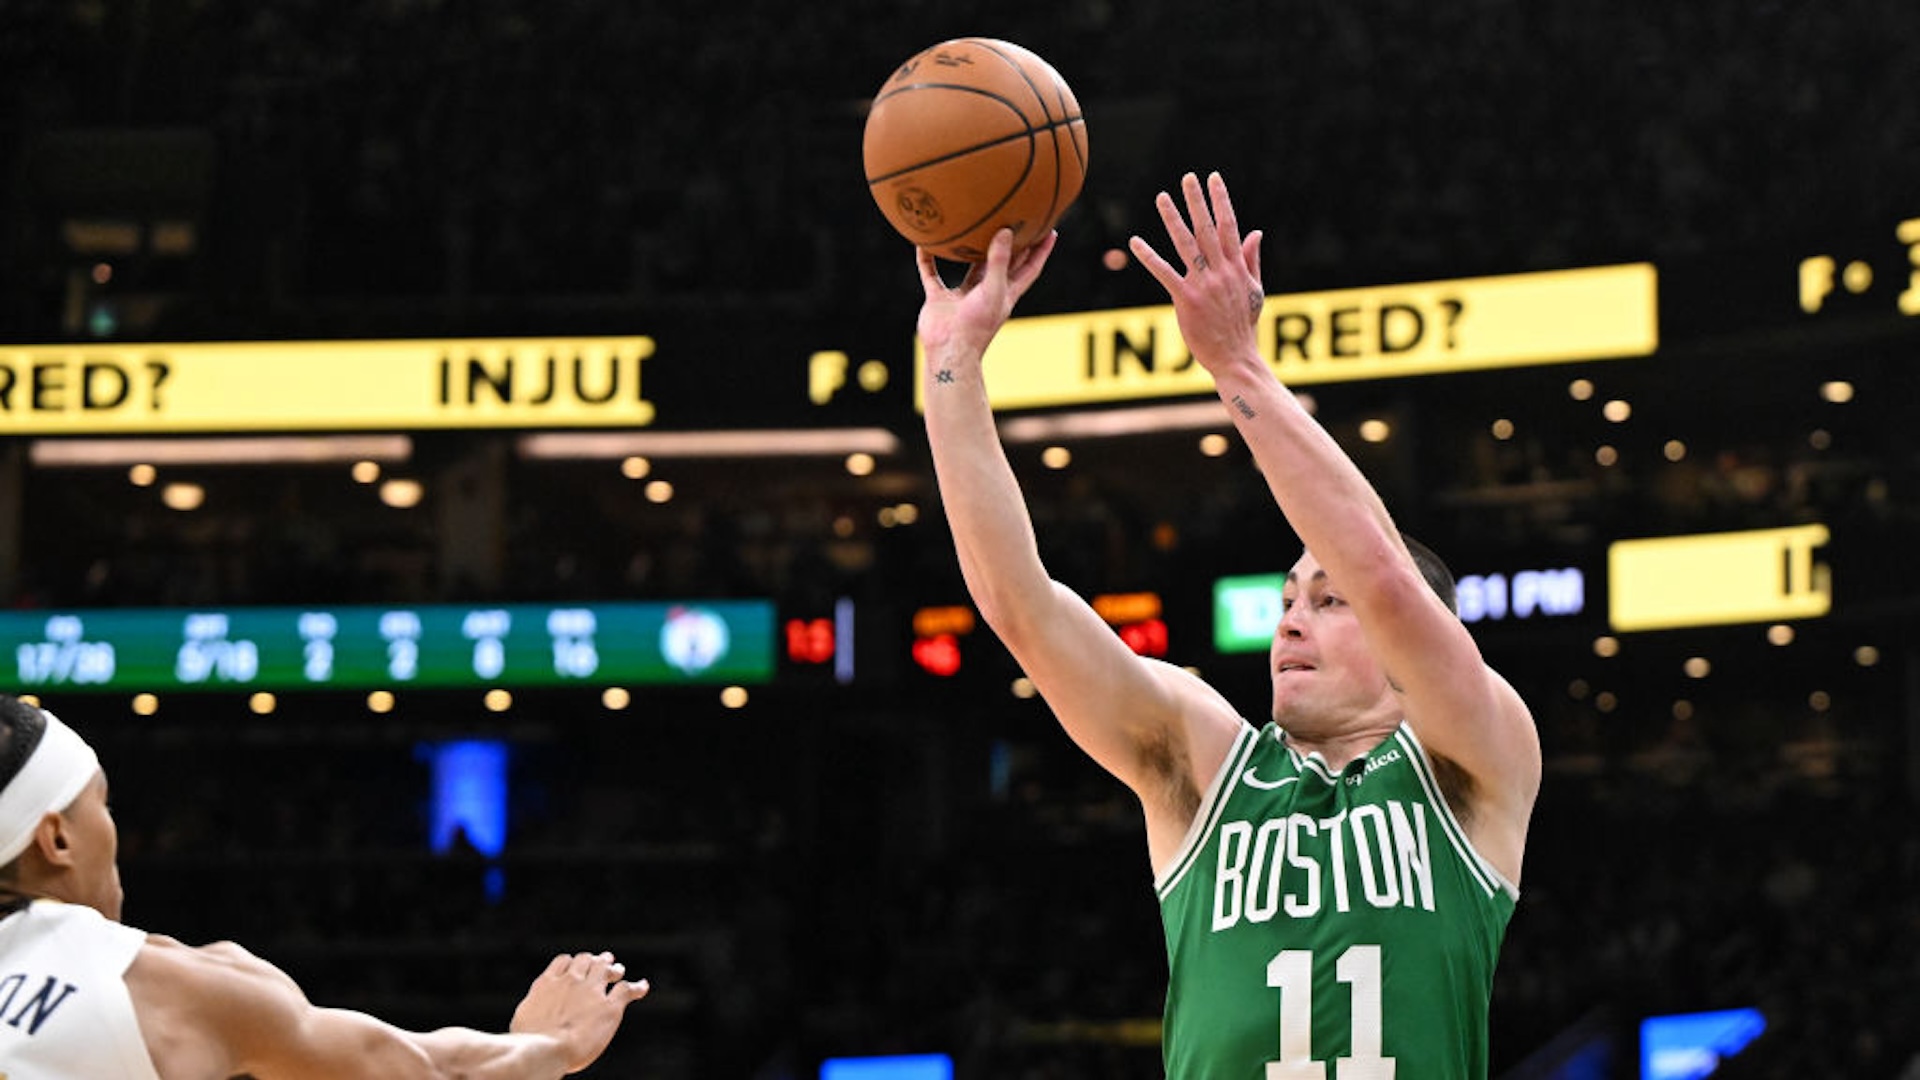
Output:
[916, 172, 1542, 1075]
[0, 695, 649, 1080]
[1, 898, 163, 1079]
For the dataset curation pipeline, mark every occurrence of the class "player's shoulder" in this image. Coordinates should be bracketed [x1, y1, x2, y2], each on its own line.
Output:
[1143, 657, 1250, 732]
[124, 933, 305, 1080]
[1153, 660, 1257, 757]
[133, 933, 298, 1007]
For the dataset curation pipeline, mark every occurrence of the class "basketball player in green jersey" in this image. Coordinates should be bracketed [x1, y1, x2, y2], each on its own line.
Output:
[915, 171, 1541, 1078]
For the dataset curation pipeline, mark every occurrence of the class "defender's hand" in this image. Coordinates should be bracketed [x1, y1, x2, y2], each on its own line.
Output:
[509, 951, 650, 1074]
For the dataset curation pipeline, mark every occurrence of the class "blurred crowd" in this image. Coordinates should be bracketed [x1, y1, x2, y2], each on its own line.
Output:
[4, 0, 1918, 330]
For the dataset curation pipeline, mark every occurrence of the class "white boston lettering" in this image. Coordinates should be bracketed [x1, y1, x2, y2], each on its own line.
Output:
[1210, 799, 1438, 933]
[1213, 821, 1253, 931]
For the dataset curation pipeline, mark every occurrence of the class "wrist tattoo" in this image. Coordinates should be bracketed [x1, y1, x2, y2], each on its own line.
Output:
[1230, 393, 1257, 419]
[935, 368, 956, 384]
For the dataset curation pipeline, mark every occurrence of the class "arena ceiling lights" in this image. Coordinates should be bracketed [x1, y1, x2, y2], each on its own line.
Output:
[995, 401, 1235, 443]
[514, 428, 900, 460]
[29, 434, 413, 467]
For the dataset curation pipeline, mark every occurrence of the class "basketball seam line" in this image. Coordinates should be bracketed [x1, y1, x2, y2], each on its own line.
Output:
[865, 118, 1085, 187]
[975, 36, 1067, 228]
[973, 39, 1071, 232]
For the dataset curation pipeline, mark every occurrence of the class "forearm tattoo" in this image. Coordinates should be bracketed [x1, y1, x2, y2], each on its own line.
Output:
[1230, 394, 1256, 419]
[935, 368, 956, 384]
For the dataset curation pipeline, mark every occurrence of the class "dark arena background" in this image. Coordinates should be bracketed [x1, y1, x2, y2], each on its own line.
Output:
[3, 2, 1918, 1077]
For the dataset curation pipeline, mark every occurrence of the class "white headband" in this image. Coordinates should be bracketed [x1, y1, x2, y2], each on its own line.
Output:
[0, 709, 100, 866]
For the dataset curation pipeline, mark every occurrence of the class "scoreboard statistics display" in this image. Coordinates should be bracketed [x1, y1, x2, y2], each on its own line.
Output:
[1, 601, 775, 693]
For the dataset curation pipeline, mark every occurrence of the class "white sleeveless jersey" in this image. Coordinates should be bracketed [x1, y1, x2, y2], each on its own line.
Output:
[0, 900, 162, 1080]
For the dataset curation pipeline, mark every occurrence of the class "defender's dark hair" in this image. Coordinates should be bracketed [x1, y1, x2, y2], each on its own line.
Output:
[1401, 533, 1459, 616]
[0, 696, 50, 887]
[0, 695, 48, 792]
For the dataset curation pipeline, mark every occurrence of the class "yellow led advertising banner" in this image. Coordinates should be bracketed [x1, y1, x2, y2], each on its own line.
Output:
[916, 262, 1658, 411]
[0, 337, 658, 434]
[1608, 524, 1832, 631]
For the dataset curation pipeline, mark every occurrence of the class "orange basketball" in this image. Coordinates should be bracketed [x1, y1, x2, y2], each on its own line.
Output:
[863, 38, 1088, 263]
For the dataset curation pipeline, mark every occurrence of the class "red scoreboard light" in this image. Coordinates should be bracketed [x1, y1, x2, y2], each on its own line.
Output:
[781, 598, 856, 684]
[785, 618, 833, 664]
[1117, 619, 1168, 657]
[911, 633, 963, 677]
[1093, 591, 1169, 659]
[911, 604, 976, 677]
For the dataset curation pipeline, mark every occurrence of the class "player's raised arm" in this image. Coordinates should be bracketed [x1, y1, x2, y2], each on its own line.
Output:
[1130, 171, 1541, 882]
[916, 231, 1246, 862]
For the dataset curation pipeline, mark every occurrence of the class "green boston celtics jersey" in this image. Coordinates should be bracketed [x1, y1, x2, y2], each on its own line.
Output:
[1156, 721, 1517, 1079]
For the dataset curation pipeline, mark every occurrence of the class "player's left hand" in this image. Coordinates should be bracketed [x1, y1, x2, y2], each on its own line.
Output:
[1129, 171, 1267, 375]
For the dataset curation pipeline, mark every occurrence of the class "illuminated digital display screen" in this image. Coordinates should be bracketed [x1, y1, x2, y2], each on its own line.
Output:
[1213, 573, 1287, 654]
[1456, 568, 1586, 624]
[0, 601, 775, 692]
[1215, 565, 1588, 647]
[1608, 525, 1830, 631]
[1641, 1007, 1765, 1080]
[0, 338, 662, 434]
[922, 262, 1659, 412]
[821, 1054, 953, 1080]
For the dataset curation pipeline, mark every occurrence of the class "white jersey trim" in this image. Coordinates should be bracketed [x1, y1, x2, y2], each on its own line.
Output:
[1282, 733, 1345, 786]
[1153, 721, 1258, 899]
[1394, 725, 1520, 901]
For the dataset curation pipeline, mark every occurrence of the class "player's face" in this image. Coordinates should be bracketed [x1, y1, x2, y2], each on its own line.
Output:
[1269, 552, 1391, 727]
[61, 771, 125, 921]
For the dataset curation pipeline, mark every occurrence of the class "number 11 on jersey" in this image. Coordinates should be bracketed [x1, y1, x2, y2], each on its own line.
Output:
[1266, 945, 1395, 1080]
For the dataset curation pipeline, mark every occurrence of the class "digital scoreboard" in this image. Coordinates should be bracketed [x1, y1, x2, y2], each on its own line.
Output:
[0, 601, 775, 693]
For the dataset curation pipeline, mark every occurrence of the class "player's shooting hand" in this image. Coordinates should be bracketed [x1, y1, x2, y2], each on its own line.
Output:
[916, 228, 1057, 363]
[509, 951, 650, 1074]
[1129, 171, 1267, 376]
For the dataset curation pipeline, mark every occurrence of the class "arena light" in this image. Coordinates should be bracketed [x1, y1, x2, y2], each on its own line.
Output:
[1609, 525, 1831, 630]
[821, 1053, 953, 1080]
[1641, 1007, 1765, 1080]
[30, 434, 413, 467]
[1214, 572, 1287, 654]
[997, 400, 1234, 443]
[931, 262, 1659, 412]
[426, 739, 508, 858]
[0, 601, 778, 693]
[515, 428, 899, 460]
[426, 738, 510, 905]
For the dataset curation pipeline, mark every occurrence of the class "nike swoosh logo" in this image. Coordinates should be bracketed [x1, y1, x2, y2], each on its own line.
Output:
[1241, 769, 1298, 791]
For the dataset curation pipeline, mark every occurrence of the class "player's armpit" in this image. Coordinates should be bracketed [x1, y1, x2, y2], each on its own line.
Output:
[1395, 661, 1540, 887]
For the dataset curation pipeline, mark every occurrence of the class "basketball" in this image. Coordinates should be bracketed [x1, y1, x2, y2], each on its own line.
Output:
[863, 38, 1088, 263]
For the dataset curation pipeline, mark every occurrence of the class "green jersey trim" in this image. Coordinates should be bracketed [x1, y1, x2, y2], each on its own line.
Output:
[1152, 721, 1258, 899]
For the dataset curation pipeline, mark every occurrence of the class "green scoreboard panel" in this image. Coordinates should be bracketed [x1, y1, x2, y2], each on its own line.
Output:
[1, 601, 775, 692]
